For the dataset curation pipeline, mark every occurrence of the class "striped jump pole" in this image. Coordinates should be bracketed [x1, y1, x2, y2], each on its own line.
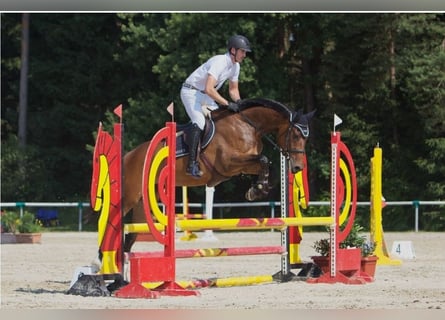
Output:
[179, 275, 276, 289]
[124, 216, 333, 233]
[141, 275, 276, 290]
[128, 246, 284, 259]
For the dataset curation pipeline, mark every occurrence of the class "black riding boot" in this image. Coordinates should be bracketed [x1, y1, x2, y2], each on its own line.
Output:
[186, 124, 203, 178]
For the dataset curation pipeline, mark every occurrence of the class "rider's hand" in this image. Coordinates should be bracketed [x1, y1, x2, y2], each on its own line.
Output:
[227, 101, 239, 112]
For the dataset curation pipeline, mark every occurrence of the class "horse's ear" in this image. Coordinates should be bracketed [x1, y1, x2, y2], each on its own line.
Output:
[305, 109, 316, 122]
[291, 109, 303, 123]
[292, 109, 316, 124]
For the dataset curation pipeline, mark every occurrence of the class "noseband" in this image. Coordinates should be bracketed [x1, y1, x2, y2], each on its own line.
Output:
[282, 123, 306, 159]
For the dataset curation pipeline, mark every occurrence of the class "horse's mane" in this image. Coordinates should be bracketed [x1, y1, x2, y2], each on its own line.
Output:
[239, 98, 293, 117]
[238, 98, 314, 137]
[212, 97, 314, 137]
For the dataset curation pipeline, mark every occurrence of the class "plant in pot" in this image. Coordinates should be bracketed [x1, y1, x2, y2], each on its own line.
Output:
[311, 236, 331, 274]
[312, 223, 378, 278]
[341, 223, 378, 280]
[340, 223, 365, 250]
[1, 211, 42, 244]
[360, 239, 378, 280]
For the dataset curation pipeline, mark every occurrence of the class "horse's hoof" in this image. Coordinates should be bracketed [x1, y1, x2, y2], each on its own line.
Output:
[245, 187, 264, 201]
[245, 188, 255, 201]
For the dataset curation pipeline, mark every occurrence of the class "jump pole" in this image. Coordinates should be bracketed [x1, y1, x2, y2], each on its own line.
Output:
[129, 246, 284, 259]
[142, 275, 277, 289]
[124, 216, 333, 233]
[370, 145, 402, 265]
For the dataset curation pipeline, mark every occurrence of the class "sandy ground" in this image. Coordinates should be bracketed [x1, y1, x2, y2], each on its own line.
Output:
[1, 231, 444, 309]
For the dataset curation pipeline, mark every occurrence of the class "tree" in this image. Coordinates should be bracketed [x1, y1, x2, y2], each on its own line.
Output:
[18, 13, 29, 148]
[1, 13, 444, 230]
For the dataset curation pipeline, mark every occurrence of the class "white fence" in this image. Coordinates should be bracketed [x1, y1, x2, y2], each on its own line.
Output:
[1, 200, 444, 232]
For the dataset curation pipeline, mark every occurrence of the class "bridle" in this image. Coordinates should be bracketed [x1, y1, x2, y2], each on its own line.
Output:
[238, 111, 309, 159]
[283, 123, 307, 159]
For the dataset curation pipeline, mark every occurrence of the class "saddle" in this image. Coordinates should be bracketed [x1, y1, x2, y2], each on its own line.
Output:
[175, 117, 215, 158]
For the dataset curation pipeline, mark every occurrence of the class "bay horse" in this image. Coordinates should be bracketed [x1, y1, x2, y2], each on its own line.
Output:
[120, 97, 315, 252]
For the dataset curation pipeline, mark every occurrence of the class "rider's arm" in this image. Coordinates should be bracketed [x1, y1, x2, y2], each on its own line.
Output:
[205, 74, 230, 106]
[228, 80, 241, 102]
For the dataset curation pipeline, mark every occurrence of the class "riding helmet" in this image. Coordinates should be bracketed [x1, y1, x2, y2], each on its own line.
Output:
[227, 35, 252, 52]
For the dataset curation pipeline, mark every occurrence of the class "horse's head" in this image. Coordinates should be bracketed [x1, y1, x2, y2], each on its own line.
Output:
[278, 109, 315, 174]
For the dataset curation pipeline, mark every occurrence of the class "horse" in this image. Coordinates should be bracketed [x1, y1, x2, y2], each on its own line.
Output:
[119, 97, 315, 252]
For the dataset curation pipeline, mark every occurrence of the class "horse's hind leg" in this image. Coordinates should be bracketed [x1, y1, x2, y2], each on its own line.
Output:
[123, 233, 137, 253]
[122, 200, 145, 253]
[122, 209, 137, 256]
[121, 201, 145, 281]
[245, 155, 271, 201]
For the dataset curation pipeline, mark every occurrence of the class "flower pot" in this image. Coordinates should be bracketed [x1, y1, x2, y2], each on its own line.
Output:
[1, 233, 17, 244]
[15, 233, 42, 244]
[360, 255, 378, 281]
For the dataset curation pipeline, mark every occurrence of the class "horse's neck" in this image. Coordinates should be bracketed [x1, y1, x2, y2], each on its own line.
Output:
[242, 108, 285, 133]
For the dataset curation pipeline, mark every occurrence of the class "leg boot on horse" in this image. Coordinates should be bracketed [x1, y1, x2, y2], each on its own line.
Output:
[186, 123, 203, 178]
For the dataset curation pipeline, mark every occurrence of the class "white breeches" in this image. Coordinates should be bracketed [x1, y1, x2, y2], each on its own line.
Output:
[180, 87, 218, 130]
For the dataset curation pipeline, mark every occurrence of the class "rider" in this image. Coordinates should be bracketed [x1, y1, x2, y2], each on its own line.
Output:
[180, 34, 252, 178]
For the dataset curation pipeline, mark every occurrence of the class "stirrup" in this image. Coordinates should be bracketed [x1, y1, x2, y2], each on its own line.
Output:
[186, 162, 203, 178]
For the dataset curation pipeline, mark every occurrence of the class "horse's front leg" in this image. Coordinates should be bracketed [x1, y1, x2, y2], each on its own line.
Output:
[245, 155, 271, 201]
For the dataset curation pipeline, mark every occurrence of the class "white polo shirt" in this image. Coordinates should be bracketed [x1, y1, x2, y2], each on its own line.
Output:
[184, 52, 240, 91]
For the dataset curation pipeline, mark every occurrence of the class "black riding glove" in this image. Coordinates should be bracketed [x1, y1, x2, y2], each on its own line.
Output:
[227, 101, 239, 112]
